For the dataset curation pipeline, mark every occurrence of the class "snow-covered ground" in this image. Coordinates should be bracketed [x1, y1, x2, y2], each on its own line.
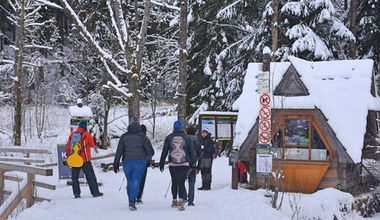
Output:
[7, 157, 372, 220]
[0, 105, 378, 219]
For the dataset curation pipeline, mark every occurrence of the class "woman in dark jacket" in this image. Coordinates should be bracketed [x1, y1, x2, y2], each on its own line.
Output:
[113, 117, 154, 211]
[198, 129, 215, 190]
[159, 120, 195, 211]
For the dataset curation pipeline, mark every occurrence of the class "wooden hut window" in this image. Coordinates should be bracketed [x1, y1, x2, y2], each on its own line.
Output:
[275, 118, 329, 161]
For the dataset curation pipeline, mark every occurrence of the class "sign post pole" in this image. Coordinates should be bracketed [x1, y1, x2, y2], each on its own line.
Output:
[254, 48, 272, 189]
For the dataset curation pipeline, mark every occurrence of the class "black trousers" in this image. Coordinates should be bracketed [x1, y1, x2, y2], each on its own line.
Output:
[137, 165, 148, 200]
[169, 166, 188, 200]
[71, 161, 100, 196]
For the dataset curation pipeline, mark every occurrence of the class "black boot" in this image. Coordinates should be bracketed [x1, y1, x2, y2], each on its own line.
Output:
[204, 182, 211, 190]
[129, 201, 137, 211]
[198, 182, 207, 190]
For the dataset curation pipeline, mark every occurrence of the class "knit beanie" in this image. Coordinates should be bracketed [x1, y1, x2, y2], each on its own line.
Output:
[129, 116, 140, 125]
[141, 124, 147, 134]
[173, 120, 183, 131]
[186, 125, 197, 135]
[79, 120, 87, 130]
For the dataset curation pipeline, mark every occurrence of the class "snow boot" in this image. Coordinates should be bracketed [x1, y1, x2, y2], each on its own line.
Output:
[177, 199, 185, 211]
[129, 201, 137, 211]
[136, 199, 143, 205]
[204, 182, 211, 190]
[171, 199, 178, 208]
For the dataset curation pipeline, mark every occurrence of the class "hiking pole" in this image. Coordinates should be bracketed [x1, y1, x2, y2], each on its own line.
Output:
[118, 177, 125, 191]
[186, 150, 205, 179]
[164, 180, 172, 198]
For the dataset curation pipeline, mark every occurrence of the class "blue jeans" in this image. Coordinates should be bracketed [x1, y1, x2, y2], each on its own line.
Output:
[122, 160, 147, 202]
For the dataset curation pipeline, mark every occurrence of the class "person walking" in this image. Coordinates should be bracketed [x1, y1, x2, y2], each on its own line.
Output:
[113, 117, 154, 211]
[136, 124, 155, 204]
[159, 120, 195, 211]
[185, 125, 202, 206]
[198, 129, 215, 190]
[65, 120, 103, 199]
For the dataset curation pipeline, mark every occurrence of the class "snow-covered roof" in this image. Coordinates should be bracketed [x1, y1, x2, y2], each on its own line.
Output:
[199, 111, 238, 116]
[69, 105, 93, 118]
[233, 56, 380, 163]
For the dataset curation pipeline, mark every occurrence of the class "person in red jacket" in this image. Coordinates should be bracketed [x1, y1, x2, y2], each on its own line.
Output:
[65, 120, 103, 198]
[237, 161, 248, 184]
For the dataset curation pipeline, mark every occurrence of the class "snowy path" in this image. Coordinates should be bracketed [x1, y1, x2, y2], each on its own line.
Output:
[10, 157, 369, 220]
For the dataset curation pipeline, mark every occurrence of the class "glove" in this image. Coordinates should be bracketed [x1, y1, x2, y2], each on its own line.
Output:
[201, 145, 204, 150]
[113, 164, 119, 174]
[159, 165, 164, 172]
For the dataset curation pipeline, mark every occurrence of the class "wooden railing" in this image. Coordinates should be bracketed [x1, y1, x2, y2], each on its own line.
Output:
[0, 148, 54, 220]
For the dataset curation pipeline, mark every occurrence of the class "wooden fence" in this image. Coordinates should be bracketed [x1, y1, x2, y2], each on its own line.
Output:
[0, 148, 54, 220]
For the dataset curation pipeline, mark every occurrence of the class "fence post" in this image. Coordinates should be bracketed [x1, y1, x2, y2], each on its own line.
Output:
[26, 173, 35, 207]
[0, 169, 4, 205]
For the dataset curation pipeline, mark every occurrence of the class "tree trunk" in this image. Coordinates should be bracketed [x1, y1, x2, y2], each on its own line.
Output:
[349, 0, 357, 58]
[102, 97, 111, 149]
[271, 0, 279, 61]
[177, 0, 188, 125]
[13, 0, 26, 146]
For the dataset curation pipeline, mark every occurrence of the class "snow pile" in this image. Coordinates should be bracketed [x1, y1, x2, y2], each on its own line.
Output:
[233, 56, 380, 163]
[68, 106, 93, 118]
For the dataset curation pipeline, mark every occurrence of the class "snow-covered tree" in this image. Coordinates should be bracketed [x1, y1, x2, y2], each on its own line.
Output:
[187, 0, 265, 113]
[356, 0, 380, 77]
[273, 0, 355, 60]
[0, 0, 60, 145]
[59, 0, 152, 120]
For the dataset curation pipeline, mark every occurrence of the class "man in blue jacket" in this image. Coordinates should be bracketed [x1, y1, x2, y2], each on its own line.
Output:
[159, 120, 195, 211]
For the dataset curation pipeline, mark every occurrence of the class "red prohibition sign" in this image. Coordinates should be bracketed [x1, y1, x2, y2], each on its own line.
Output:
[259, 120, 271, 131]
[260, 94, 271, 106]
[259, 132, 271, 144]
[259, 107, 271, 119]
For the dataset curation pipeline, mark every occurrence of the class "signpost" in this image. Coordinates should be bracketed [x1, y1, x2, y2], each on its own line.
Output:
[57, 144, 83, 180]
[256, 68, 272, 176]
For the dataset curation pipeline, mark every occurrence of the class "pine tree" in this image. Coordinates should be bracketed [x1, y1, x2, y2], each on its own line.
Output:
[188, 0, 266, 113]
[274, 0, 354, 60]
[356, 0, 380, 76]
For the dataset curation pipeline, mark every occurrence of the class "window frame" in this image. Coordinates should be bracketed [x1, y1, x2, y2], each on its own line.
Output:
[272, 110, 333, 162]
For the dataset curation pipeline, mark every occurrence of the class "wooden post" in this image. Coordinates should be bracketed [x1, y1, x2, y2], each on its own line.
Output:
[26, 173, 35, 207]
[0, 169, 4, 205]
[250, 154, 257, 189]
[231, 163, 238, 190]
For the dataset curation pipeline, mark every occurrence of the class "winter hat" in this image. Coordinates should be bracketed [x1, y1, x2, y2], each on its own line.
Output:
[202, 128, 209, 133]
[77, 98, 83, 107]
[79, 120, 87, 130]
[141, 124, 147, 134]
[186, 125, 197, 135]
[173, 120, 183, 131]
[129, 116, 140, 125]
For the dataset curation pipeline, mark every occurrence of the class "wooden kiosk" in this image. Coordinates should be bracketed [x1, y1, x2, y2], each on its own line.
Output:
[234, 52, 380, 193]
